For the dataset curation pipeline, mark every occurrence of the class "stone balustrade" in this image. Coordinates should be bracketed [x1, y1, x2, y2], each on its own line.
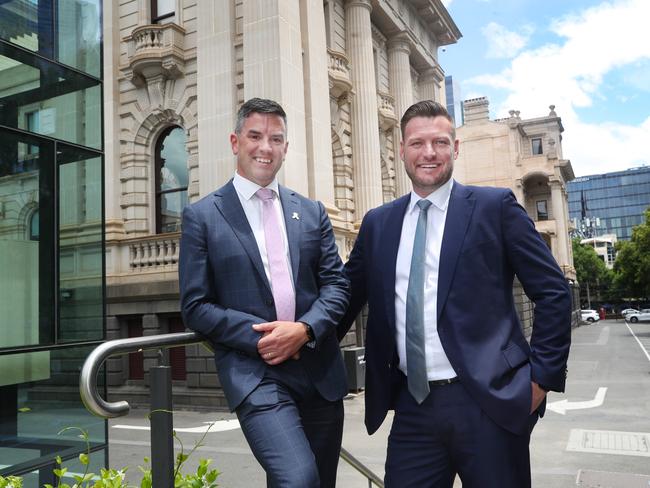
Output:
[128, 233, 180, 271]
[377, 91, 398, 130]
[124, 23, 186, 81]
[327, 48, 353, 99]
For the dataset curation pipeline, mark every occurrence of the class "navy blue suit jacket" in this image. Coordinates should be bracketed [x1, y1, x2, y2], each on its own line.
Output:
[180, 180, 350, 411]
[339, 182, 572, 435]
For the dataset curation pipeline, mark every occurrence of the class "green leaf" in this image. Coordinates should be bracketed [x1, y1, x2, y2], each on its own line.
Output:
[79, 453, 90, 465]
[17, 407, 31, 413]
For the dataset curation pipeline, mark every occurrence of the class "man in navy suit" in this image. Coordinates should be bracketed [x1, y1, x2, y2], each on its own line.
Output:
[180, 98, 349, 487]
[339, 100, 571, 487]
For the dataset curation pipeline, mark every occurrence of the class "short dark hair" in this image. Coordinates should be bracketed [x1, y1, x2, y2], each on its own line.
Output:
[400, 100, 455, 139]
[234, 98, 288, 134]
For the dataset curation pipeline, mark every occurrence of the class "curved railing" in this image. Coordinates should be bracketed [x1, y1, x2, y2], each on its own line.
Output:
[80, 332, 384, 487]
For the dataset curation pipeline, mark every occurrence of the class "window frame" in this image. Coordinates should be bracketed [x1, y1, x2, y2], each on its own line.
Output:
[151, 0, 175, 24]
[536, 199, 549, 221]
[154, 125, 188, 234]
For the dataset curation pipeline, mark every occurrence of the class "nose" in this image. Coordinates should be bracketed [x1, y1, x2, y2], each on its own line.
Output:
[423, 142, 437, 158]
[259, 136, 272, 153]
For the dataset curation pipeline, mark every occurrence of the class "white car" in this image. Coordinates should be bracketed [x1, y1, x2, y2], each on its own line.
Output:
[581, 309, 600, 323]
[626, 310, 650, 323]
[620, 308, 638, 316]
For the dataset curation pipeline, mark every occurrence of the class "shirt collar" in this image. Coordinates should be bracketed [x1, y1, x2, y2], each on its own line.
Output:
[233, 172, 280, 200]
[407, 178, 454, 214]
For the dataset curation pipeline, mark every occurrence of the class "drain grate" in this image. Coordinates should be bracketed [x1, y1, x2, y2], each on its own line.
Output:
[576, 469, 650, 487]
[567, 429, 650, 457]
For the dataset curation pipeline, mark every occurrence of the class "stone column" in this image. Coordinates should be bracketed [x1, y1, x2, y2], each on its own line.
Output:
[418, 67, 442, 102]
[550, 179, 569, 272]
[388, 34, 413, 197]
[103, 0, 125, 240]
[345, 0, 383, 221]
[197, 0, 236, 196]
[299, 0, 336, 207]
[243, 0, 309, 195]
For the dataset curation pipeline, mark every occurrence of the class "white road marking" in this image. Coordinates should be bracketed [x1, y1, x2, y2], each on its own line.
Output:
[112, 419, 240, 433]
[547, 387, 607, 415]
[572, 326, 610, 346]
[625, 322, 650, 363]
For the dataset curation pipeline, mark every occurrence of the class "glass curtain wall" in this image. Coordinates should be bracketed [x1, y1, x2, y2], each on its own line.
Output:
[0, 0, 105, 485]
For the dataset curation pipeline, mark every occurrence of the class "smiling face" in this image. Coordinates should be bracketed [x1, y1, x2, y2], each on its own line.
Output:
[400, 115, 459, 197]
[230, 112, 288, 187]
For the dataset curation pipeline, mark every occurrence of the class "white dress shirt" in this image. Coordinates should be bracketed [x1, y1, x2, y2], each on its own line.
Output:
[232, 173, 294, 291]
[394, 178, 457, 380]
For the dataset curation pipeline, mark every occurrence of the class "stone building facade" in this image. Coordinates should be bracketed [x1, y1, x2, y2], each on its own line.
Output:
[454, 97, 579, 332]
[103, 0, 460, 408]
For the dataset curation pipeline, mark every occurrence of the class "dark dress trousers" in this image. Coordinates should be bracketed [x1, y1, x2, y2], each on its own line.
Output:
[180, 180, 350, 487]
[339, 182, 572, 487]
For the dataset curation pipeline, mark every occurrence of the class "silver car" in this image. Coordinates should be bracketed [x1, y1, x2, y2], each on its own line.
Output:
[626, 309, 650, 323]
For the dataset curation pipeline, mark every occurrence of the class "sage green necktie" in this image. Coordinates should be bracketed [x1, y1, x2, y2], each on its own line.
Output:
[406, 199, 432, 404]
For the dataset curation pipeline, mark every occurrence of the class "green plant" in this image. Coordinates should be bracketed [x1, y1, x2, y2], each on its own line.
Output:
[31, 420, 221, 488]
[0, 475, 23, 488]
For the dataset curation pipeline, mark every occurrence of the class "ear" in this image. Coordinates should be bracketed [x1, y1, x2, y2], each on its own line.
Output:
[453, 139, 459, 159]
[399, 139, 405, 161]
[230, 133, 239, 155]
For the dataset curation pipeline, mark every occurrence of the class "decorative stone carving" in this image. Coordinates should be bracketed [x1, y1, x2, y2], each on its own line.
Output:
[124, 24, 186, 82]
[327, 49, 354, 100]
[377, 91, 398, 131]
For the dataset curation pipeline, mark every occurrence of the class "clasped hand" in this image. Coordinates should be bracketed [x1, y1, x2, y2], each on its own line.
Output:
[253, 321, 309, 365]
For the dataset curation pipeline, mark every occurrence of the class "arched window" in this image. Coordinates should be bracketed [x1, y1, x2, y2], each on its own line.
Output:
[151, 0, 174, 24]
[155, 126, 188, 234]
[29, 209, 39, 241]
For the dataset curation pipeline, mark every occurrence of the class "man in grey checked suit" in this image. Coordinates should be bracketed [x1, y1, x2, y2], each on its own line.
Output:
[179, 98, 350, 487]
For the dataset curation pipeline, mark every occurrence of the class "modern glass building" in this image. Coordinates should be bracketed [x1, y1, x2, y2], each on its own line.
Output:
[567, 166, 650, 241]
[0, 1, 105, 485]
[444, 75, 463, 127]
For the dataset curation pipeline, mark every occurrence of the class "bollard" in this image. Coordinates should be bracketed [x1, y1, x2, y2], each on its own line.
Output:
[150, 364, 174, 488]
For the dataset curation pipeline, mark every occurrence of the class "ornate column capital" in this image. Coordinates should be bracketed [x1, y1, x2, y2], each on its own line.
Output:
[387, 33, 411, 55]
[345, 0, 372, 13]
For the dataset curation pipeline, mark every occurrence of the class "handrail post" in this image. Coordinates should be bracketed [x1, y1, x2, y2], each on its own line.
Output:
[150, 362, 174, 487]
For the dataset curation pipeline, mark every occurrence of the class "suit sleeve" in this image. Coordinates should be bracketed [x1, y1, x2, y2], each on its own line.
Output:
[295, 201, 351, 345]
[179, 204, 263, 356]
[501, 190, 572, 392]
[337, 210, 371, 341]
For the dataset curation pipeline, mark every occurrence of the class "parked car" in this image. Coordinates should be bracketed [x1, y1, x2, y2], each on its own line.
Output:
[620, 308, 638, 316]
[626, 310, 650, 323]
[581, 309, 600, 323]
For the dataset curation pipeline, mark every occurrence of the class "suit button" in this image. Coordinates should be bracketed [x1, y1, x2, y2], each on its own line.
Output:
[266, 298, 274, 306]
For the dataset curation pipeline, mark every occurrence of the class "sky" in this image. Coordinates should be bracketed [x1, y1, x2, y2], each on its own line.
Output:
[439, 0, 650, 177]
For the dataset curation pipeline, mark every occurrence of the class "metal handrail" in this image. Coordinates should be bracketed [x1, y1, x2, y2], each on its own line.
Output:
[80, 331, 204, 418]
[340, 447, 384, 487]
[80, 332, 384, 487]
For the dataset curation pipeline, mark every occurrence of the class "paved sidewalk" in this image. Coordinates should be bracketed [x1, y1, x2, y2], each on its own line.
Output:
[108, 392, 390, 487]
[108, 320, 650, 487]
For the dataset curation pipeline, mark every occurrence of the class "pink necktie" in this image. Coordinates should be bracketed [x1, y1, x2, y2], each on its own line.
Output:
[256, 188, 296, 322]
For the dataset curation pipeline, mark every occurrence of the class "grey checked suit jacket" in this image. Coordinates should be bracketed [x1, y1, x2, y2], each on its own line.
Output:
[179, 180, 350, 410]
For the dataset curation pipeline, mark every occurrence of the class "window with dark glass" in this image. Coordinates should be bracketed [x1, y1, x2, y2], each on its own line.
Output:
[155, 126, 188, 233]
[29, 209, 39, 241]
[152, 0, 175, 24]
[531, 137, 543, 155]
[536, 200, 548, 221]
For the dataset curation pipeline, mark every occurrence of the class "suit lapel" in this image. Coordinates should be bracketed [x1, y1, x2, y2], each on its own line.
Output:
[213, 181, 272, 295]
[279, 186, 301, 284]
[382, 194, 410, 333]
[437, 183, 475, 320]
